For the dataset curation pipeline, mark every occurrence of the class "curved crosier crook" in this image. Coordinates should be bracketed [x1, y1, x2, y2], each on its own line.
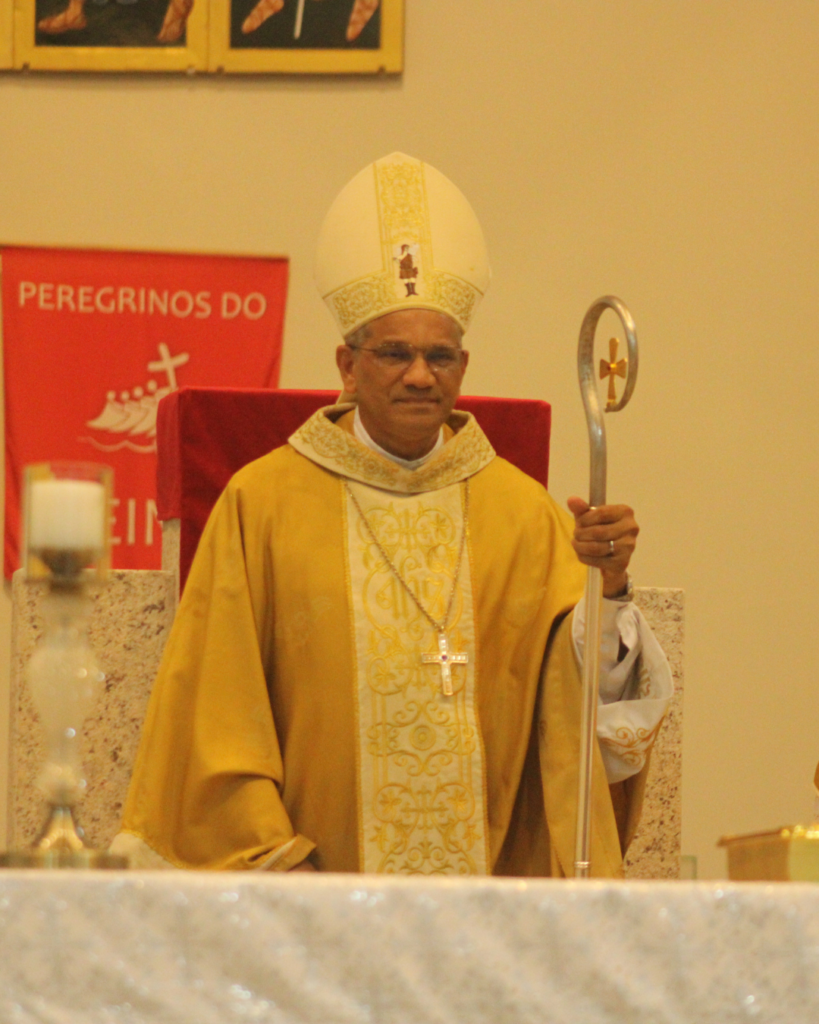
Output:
[577, 295, 639, 508]
[574, 296, 639, 879]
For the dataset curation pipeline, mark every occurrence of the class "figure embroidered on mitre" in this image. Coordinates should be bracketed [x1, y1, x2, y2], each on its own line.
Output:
[395, 243, 420, 297]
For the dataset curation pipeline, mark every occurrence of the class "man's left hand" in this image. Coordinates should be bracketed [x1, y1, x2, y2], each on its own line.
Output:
[567, 497, 639, 598]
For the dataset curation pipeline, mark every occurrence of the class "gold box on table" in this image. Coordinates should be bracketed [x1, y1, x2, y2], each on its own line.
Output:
[719, 824, 819, 881]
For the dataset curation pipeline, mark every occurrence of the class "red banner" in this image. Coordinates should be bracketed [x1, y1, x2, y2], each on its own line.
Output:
[2, 246, 288, 577]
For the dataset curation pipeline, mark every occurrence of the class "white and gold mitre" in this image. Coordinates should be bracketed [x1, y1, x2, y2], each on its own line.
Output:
[315, 152, 491, 337]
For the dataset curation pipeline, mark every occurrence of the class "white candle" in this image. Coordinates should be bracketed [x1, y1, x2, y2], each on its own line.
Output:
[29, 480, 106, 551]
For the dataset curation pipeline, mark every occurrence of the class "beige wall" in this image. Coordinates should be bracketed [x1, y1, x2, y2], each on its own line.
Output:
[1, 1, 817, 878]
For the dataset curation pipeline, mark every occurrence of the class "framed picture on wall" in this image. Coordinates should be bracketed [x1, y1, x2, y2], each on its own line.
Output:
[208, 0, 403, 74]
[1, 0, 12, 67]
[12, 0, 208, 70]
[2, 0, 402, 72]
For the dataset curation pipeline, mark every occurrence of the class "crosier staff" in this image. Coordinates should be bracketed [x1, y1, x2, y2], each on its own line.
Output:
[574, 296, 638, 879]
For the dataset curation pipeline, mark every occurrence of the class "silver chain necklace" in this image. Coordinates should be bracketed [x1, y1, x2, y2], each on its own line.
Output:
[345, 480, 470, 697]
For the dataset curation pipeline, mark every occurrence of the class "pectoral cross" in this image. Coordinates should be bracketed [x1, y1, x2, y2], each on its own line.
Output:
[422, 630, 468, 697]
[599, 337, 628, 411]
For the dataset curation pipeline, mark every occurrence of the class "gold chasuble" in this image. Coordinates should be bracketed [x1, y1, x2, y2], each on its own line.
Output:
[117, 406, 638, 877]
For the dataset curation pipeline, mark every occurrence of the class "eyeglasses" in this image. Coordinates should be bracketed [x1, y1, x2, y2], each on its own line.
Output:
[348, 343, 467, 374]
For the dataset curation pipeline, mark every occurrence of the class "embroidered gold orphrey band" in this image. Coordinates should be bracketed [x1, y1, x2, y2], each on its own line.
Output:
[345, 480, 488, 875]
[345, 479, 470, 697]
[326, 159, 482, 334]
[288, 406, 497, 495]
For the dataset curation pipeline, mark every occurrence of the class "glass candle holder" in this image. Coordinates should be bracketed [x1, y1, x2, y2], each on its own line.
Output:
[0, 462, 125, 868]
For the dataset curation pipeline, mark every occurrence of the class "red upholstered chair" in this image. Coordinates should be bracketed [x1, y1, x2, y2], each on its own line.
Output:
[156, 387, 552, 591]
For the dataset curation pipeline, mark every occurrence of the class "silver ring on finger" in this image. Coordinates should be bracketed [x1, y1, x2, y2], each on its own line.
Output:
[608, 540, 615, 557]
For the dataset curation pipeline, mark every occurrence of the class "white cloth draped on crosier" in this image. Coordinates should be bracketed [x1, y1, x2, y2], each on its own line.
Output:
[354, 408, 673, 786]
[571, 597, 673, 783]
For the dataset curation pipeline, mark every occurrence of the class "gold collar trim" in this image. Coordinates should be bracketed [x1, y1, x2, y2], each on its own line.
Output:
[288, 404, 495, 493]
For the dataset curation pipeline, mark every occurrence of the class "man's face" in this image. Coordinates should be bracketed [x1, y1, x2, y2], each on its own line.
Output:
[336, 309, 469, 460]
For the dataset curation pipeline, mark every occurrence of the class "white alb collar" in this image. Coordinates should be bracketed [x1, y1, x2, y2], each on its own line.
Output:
[354, 407, 444, 471]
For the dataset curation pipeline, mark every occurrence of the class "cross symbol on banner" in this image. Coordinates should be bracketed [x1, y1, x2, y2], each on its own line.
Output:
[599, 337, 628, 410]
[148, 342, 190, 392]
[422, 630, 468, 697]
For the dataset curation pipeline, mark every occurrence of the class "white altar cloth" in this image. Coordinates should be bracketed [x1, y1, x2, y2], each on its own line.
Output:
[1, 872, 817, 1024]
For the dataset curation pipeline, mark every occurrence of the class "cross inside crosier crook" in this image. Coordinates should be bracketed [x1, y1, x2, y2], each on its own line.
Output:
[574, 296, 639, 878]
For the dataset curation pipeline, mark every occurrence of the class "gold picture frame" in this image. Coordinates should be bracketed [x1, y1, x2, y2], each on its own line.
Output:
[2, 0, 402, 73]
[208, 0, 402, 74]
[14, 0, 208, 70]
[1, 0, 13, 67]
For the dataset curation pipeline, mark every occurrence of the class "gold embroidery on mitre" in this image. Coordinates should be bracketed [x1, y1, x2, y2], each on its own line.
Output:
[289, 406, 496, 494]
[346, 482, 488, 875]
[326, 158, 483, 333]
[331, 276, 395, 335]
[426, 275, 478, 328]
[376, 158, 431, 300]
